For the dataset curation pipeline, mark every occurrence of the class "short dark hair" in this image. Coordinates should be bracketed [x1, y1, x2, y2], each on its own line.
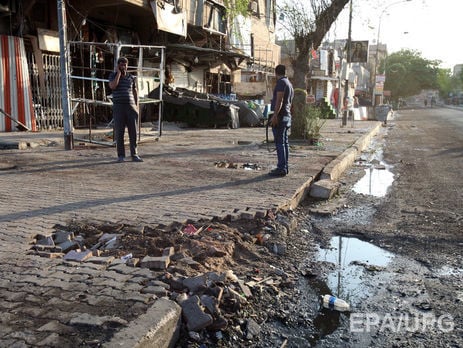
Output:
[117, 57, 128, 64]
[275, 64, 286, 76]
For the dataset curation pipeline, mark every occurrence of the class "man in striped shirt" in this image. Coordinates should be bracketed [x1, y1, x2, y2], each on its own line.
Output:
[108, 57, 143, 162]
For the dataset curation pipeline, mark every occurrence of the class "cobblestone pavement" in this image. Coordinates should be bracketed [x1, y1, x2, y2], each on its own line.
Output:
[0, 120, 380, 346]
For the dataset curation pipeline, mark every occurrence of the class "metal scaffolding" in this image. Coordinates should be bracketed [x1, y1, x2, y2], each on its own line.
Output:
[67, 41, 166, 145]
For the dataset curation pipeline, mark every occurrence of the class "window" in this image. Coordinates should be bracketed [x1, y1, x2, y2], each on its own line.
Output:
[203, 0, 226, 34]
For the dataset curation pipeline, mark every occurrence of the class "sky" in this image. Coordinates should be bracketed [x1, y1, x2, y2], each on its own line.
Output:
[323, 0, 463, 71]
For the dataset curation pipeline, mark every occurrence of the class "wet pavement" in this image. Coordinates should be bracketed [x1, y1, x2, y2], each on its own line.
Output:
[0, 119, 382, 346]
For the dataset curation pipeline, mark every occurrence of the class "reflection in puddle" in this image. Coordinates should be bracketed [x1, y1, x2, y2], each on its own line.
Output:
[353, 164, 394, 197]
[310, 237, 395, 344]
[317, 236, 394, 303]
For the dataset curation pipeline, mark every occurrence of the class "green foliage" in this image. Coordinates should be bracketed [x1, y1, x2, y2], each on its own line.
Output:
[317, 98, 337, 119]
[290, 88, 326, 141]
[224, 0, 251, 19]
[436, 68, 455, 99]
[384, 50, 440, 100]
[276, 0, 349, 89]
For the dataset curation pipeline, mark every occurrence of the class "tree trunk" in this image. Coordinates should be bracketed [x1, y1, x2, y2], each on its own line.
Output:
[290, 0, 350, 89]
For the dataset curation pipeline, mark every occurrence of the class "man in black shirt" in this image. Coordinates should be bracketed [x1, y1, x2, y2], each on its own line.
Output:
[269, 64, 294, 176]
[108, 57, 143, 162]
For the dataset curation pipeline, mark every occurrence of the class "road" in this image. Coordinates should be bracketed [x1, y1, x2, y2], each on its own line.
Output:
[306, 106, 463, 347]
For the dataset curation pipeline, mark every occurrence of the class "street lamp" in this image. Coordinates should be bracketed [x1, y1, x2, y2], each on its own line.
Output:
[372, 0, 412, 108]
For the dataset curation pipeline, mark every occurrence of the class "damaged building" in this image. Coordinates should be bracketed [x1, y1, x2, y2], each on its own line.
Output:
[0, 0, 280, 132]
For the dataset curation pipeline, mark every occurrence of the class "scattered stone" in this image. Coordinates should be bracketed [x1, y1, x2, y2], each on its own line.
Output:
[246, 318, 261, 339]
[225, 270, 238, 282]
[123, 225, 145, 235]
[188, 331, 201, 341]
[162, 247, 175, 257]
[168, 276, 185, 291]
[86, 256, 115, 265]
[63, 249, 93, 262]
[177, 257, 201, 269]
[183, 275, 207, 293]
[181, 295, 213, 332]
[207, 245, 227, 257]
[140, 256, 170, 270]
[268, 242, 287, 255]
[171, 251, 189, 261]
[227, 287, 247, 305]
[98, 233, 120, 243]
[206, 272, 226, 283]
[200, 295, 219, 315]
[126, 258, 140, 267]
[175, 293, 189, 305]
[53, 230, 74, 244]
[237, 281, 252, 298]
[36, 236, 55, 246]
[58, 240, 79, 253]
[209, 316, 228, 331]
[204, 286, 223, 302]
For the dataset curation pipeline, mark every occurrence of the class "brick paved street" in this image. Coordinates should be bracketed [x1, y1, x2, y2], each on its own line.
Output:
[0, 120, 380, 346]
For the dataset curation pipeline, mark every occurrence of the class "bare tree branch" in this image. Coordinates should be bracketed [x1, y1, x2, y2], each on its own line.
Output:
[277, 0, 349, 88]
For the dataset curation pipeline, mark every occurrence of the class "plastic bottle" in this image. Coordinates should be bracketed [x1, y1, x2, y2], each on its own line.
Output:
[321, 294, 350, 312]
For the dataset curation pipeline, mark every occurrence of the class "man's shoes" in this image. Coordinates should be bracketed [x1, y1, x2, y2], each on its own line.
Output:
[268, 168, 287, 177]
[117, 156, 125, 163]
[132, 155, 144, 162]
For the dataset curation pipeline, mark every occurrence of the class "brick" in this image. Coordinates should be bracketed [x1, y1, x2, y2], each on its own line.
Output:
[86, 256, 115, 265]
[63, 250, 93, 262]
[36, 251, 65, 259]
[183, 274, 206, 293]
[162, 247, 175, 257]
[53, 230, 74, 244]
[58, 240, 79, 253]
[181, 295, 213, 331]
[240, 211, 255, 220]
[36, 236, 54, 246]
[140, 256, 170, 270]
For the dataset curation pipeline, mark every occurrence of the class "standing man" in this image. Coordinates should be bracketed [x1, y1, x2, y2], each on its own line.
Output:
[108, 57, 143, 162]
[269, 64, 294, 177]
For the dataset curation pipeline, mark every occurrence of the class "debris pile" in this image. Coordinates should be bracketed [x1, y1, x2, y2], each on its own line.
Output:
[28, 213, 303, 346]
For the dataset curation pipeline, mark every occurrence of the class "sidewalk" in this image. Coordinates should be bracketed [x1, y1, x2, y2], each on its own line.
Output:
[0, 119, 381, 347]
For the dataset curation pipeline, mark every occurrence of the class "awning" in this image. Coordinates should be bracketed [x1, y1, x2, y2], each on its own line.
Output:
[166, 44, 251, 70]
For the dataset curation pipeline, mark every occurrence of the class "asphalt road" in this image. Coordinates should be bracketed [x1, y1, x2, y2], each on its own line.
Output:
[307, 106, 463, 347]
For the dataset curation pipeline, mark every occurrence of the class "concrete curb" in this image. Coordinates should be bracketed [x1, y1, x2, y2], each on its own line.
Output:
[321, 122, 382, 181]
[311, 122, 382, 199]
[104, 298, 181, 348]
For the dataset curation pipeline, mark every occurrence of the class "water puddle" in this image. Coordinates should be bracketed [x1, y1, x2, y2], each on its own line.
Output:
[352, 163, 394, 197]
[310, 236, 395, 344]
[316, 236, 394, 302]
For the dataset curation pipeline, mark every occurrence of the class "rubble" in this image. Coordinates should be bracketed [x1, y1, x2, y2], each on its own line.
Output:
[27, 211, 303, 346]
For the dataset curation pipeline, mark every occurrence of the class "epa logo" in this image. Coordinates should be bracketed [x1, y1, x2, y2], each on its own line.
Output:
[350, 312, 454, 333]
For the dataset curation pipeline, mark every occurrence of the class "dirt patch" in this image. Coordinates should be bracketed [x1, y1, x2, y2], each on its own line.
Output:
[35, 211, 321, 347]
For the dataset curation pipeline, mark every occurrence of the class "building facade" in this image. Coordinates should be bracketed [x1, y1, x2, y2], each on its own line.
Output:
[0, 0, 279, 131]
